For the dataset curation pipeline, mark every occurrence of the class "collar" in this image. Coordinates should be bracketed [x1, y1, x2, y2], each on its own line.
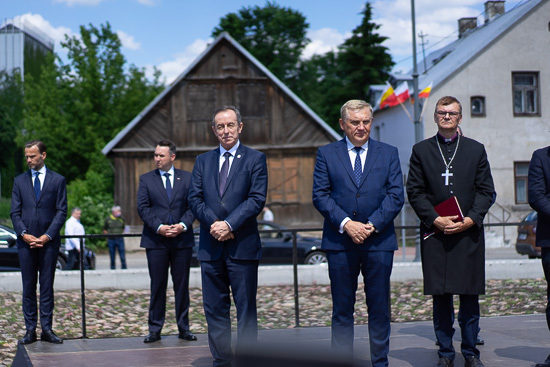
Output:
[158, 166, 175, 177]
[220, 140, 240, 157]
[345, 137, 369, 151]
[31, 165, 46, 176]
[436, 132, 458, 143]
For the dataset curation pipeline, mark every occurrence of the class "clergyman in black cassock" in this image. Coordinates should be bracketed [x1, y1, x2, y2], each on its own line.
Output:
[406, 96, 495, 367]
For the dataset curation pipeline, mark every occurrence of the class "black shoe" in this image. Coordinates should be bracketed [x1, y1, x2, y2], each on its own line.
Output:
[144, 332, 161, 343]
[178, 330, 197, 341]
[40, 329, 63, 344]
[20, 330, 37, 345]
[535, 354, 550, 367]
[475, 336, 484, 345]
[464, 356, 484, 367]
[436, 356, 454, 367]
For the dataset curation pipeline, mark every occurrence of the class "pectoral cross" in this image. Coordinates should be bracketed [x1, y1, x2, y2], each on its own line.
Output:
[441, 169, 453, 186]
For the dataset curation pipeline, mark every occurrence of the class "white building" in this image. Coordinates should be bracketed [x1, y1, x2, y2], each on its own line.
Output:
[0, 19, 54, 80]
[371, 0, 550, 245]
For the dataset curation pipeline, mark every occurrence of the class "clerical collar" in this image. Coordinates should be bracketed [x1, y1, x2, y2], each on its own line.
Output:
[436, 132, 458, 143]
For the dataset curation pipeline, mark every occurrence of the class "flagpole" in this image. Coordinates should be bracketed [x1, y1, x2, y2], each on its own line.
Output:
[419, 96, 430, 120]
[398, 100, 413, 122]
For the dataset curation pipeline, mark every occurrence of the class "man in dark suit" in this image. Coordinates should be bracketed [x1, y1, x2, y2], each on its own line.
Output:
[312, 100, 404, 367]
[407, 96, 495, 367]
[528, 146, 550, 367]
[137, 139, 196, 343]
[11, 140, 67, 345]
[188, 106, 268, 367]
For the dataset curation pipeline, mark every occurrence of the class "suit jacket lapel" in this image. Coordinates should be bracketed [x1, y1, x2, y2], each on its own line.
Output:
[172, 169, 184, 203]
[360, 139, 381, 186]
[221, 145, 244, 198]
[25, 171, 36, 203]
[335, 139, 359, 187]
[152, 170, 170, 203]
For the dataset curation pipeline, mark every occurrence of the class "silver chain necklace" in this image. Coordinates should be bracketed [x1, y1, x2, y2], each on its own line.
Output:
[435, 134, 460, 186]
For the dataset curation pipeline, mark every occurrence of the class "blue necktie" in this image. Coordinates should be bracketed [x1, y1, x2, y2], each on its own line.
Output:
[164, 172, 172, 200]
[219, 152, 231, 196]
[34, 172, 41, 200]
[353, 147, 362, 186]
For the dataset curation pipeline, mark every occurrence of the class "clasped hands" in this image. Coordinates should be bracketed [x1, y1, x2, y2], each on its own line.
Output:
[210, 220, 234, 242]
[344, 220, 375, 245]
[23, 234, 49, 249]
[433, 215, 474, 234]
[159, 224, 184, 237]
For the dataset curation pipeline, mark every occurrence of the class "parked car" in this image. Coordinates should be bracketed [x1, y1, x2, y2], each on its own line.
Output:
[515, 211, 539, 258]
[0, 224, 96, 271]
[191, 221, 326, 266]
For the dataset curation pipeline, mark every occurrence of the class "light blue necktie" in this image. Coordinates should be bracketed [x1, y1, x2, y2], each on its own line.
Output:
[353, 147, 362, 186]
[34, 172, 41, 200]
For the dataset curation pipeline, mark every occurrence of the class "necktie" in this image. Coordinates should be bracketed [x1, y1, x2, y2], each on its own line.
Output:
[34, 172, 41, 200]
[219, 152, 231, 196]
[164, 172, 172, 200]
[353, 147, 362, 186]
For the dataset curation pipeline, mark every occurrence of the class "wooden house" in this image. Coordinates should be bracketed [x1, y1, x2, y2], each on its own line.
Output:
[102, 32, 340, 227]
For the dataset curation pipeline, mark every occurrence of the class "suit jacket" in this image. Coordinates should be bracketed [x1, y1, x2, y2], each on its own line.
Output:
[137, 168, 195, 248]
[313, 138, 404, 251]
[188, 144, 268, 261]
[528, 146, 550, 247]
[11, 168, 67, 248]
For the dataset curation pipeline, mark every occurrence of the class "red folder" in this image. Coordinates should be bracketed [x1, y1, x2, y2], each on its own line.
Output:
[423, 196, 464, 239]
[434, 196, 464, 221]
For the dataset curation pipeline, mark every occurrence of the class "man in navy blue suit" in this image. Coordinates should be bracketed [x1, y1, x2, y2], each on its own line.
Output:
[313, 100, 404, 367]
[11, 140, 67, 345]
[528, 146, 550, 367]
[189, 106, 268, 367]
[137, 139, 197, 343]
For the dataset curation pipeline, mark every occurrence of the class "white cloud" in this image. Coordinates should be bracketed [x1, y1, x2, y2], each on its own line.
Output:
[148, 38, 210, 85]
[117, 30, 141, 50]
[302, 28, 349, 59]
[136, 0, 158, 5]
[53, 0, 105, 6]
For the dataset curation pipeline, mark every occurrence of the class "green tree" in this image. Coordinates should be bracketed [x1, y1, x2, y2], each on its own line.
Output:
[212, 1, 310, 89]
[295, 2, 394, 129]
[0, 71, 24, 197]
[21, 22, 164, 245]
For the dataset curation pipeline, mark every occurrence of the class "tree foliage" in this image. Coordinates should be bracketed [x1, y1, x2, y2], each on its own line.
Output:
[297, 3, 394, 129]
[19, 22, 164, 246]
[212, 1, 309, 89]
[0, 71, 24, 197]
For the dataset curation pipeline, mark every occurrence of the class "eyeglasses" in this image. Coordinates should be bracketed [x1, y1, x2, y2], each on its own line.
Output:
[436, 110, 460, 117]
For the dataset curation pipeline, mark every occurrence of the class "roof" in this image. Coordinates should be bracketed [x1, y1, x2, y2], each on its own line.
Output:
[416, 0, 546, 93]
[102, 32, 340, 155]
[372, 0, 546, 109]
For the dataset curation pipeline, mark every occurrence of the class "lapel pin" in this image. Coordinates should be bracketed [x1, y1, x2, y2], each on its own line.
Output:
[237, 154, 241, 159]
[177, 177, 180, 180]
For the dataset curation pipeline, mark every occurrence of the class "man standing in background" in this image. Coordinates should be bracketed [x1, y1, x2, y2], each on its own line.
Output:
[103, 205, 127, 269]
[64, 207, 88, 270]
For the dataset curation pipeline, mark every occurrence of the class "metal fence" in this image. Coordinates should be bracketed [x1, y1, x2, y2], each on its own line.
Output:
[62, 221, 527, 338]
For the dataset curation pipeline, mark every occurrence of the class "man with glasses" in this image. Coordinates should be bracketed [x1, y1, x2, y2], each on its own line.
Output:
[407, 96, 495, 367]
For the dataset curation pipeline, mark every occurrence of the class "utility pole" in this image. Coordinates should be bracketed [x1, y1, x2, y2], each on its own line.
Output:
[411, 0, 423, 262]
[418, 31, 428, 73]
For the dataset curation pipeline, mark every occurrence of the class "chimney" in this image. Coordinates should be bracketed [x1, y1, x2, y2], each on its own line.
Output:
[485, 1, 506, 24]
[458, 17, 478, 38]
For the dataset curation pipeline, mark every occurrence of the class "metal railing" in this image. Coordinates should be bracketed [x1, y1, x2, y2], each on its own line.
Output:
[62, 221, 528, 338]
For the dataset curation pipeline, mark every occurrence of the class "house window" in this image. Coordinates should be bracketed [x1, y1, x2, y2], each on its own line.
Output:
[470, 96, 485, 117]
[512, 72, 540, 116]
[514, 161, 529, 204]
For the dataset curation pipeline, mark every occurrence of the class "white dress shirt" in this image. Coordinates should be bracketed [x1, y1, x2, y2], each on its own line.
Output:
[65, 215, 85, 251]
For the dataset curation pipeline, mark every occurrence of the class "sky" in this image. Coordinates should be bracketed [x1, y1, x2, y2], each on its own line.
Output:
[2, 0, 525, 85]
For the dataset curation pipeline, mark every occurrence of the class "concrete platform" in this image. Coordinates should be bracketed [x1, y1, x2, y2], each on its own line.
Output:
[13, 314, 550, 366]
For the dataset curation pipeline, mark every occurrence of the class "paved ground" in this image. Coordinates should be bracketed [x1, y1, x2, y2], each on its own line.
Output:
[15, 314, 550, 366]
[96, 246, 527, 270]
